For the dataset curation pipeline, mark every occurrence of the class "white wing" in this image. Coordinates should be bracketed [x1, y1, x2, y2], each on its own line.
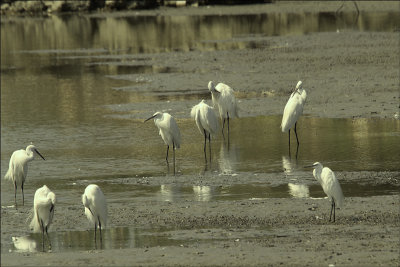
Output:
[83, 184, 107, 228]
[30, 185, 56, 232]
[156, 113, 181, 149]
[321, 168, 344, 208]
[199, 102, 219, 135]
[215, 83, 238, 119]
[281, 93, 304, 133]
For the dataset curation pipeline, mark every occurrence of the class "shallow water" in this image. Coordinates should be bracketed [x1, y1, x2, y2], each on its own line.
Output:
[1, 10, 400, 254]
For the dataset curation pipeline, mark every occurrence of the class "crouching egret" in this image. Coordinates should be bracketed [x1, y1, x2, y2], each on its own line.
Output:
[281, 81, 307, 150]
[306, 162, 344, 222]
[191, 100, 219, 162]
[144, 112, 181, 173]
[82, 184, 107, 245]
[4, 144, 45, 208]
[208, 81, 238, 137]
[30, 185, 56, 251]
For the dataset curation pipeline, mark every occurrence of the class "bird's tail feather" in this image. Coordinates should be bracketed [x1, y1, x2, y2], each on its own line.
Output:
[29, 210, 41, 233]
[4, 168, 13, 181]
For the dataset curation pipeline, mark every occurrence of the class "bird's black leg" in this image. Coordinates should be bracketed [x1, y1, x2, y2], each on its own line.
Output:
[14, 181, 17, 209]
[294, 122, 300, 147]
[336, 1, 345, 14]
[46, 226, 51, 249]
[222, 118, 225, 136]
[173, 142, 176, 175]
[288, 130, 291, 154]
[98, 217, 102, 243]
[329, 198, 334, 222]
[22, 182, 24, 206]
[333, 200, 336, 222]
[208, 133, 212, 163]
[94, 222, 97, 246]
[40, 219, 45, 252]
[227, 113, 230, 136]
[166, 145, 169, 163]
[204, 130, 207, 162]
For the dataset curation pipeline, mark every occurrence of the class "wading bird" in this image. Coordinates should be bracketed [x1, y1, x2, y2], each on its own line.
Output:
[144, 112, 181, 173]
[82, 184, 107, 246]
[30, 185, 56, 251]
[191, 100, 219, 162]
[281, 81, 307, 151]
[208, 81, 238, 137]
[306, 162, 344, 222]
[4, 144, 46, 208]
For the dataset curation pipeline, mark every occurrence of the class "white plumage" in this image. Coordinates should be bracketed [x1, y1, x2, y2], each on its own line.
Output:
[281, 81, 307, 147]
[191, 100, 219, 136]
[311, 162, 344, 222]
[82, 184, 107, 244]
[145, 112, 181, 168]
[191, 100, 219, 161]
[208, 81, 238, 135]
[4, 144, 45, 207]
[30, 185, 56, 251]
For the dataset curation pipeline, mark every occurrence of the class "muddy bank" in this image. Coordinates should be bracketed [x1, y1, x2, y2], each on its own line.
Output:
[1, 1, 400, 267]
[2, 170, 399, 266]
[2, 193, 399, 266]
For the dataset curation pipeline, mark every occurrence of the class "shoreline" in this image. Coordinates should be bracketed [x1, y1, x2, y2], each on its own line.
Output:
[1, 1, 399, 266]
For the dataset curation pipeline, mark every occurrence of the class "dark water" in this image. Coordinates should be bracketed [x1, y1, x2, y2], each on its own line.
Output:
[1, 10, 399, 253]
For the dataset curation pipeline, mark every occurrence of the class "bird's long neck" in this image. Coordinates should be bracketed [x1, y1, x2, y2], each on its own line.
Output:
[26, 149, 35, 162]
[300, 89, 307, 101]
[313, 168, 323, 182]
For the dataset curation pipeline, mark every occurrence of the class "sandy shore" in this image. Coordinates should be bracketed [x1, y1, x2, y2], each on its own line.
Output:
[2, 1, 400, 266]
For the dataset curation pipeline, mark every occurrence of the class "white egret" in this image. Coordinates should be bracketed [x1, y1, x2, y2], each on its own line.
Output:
[191, 100, 219, 162]
[82, 184, 107, 245]
[307, 162, 344, 222]
[4, 144, 46, 208]
[29, 185, 56, 251]
[281, 81, 307, 150]
[208, 81, 238, 136]
[144, 112, 181, 173]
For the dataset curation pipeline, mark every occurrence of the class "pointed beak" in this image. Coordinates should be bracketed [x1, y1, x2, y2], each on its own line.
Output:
[34, 149, 45, 160]
[88, 207, 94, 216]
[304, 164, 316, 168]
[144, 115, 156, 123]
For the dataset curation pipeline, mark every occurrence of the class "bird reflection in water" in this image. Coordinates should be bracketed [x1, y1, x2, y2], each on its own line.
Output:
[288, 183, 310, 198]
[218, 142, 239, 175]
[12, 236, 37, 252]
[192, 185, 213, 202]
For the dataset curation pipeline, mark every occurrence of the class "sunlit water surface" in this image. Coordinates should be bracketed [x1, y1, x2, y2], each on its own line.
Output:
[1, 10, 399, 254]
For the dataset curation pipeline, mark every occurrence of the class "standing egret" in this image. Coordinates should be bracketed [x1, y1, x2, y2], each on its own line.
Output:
[82, 184, 107, 245]
[208, 81, 238, 137]
[191, 100, 219, 162]
[144, 112, 181, 173]
[30, 185, 56, 251]
[306, 162, 344, 222]
[4, 144, 46, 208]
[281, 81, 307, 151]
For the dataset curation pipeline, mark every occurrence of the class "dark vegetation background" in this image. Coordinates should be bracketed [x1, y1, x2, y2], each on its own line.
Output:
[0, 0, 274, 14]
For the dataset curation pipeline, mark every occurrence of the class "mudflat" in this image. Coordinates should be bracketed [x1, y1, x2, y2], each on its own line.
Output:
[1, 1, 399, 266]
